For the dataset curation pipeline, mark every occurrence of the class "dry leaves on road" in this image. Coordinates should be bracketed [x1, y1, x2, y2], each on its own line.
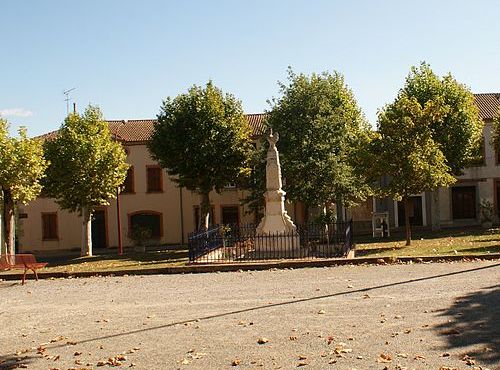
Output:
[377, 353, 392, 363]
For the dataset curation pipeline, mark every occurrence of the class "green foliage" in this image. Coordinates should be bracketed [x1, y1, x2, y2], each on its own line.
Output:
[490, 109, 500, 155]
[479, 199, 495, 223]
[240, 142, 267, 219]
[373, 94, 456, 199]
[129, 225, 153, 247]
[266, 68, 372, 208]
[402, 62, 483, 174]
[43, 105, 129, 214]
[149, 81, 253, 195]
[0, 119, 48, 204]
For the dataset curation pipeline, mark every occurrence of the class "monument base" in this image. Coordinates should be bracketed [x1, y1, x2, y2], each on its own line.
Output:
[254, 232, 300, 252]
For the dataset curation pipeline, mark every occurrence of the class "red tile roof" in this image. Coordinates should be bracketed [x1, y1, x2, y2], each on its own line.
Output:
[36, 93, 500, 142]
[38, 114, 268, 143]
[474, 93, 500, 121]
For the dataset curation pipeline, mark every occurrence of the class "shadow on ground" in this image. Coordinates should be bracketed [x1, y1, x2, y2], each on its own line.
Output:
[355, 226, 498, 245]
[435, 285, 499, 365]
[41, 248, 189, 268]
[0, 354, 35, 370]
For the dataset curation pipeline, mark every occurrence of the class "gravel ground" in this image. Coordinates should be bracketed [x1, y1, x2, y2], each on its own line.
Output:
[1, 260, 498, 370]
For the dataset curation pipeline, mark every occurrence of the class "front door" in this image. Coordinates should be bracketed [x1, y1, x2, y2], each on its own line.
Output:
[452, 186, 476, 220]
[397, 196, 423, 226]
[92, 210, 107, 248]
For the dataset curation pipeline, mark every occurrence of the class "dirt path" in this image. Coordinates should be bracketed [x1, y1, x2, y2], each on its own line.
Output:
[1, 260, 498, 369]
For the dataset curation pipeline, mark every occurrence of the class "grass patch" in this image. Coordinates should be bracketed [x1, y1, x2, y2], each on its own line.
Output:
[0, 249, 189, 275]
[355, 227, 500, 257]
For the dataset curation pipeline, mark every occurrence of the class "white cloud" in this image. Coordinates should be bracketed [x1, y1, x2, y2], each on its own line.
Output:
[0, 108, 33, 118]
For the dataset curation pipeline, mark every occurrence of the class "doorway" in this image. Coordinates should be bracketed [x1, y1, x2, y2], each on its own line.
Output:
[92, 210, 107, 248]
[397, 196, 423, 226]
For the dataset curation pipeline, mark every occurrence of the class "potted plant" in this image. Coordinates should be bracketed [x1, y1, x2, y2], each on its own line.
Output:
[129, 226, 153, 252]
[479, 199, 495, 229]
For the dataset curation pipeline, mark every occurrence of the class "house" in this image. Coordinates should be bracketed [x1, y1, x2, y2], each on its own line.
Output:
[16, 93, 500, 253]
[17, 114, 308, 253]
[347, 93, 500, 231]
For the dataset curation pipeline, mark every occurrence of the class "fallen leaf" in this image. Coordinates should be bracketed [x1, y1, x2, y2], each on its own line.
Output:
[231, 359, 241, 366]
[257, 337, 269, 344]
[377, 353, 392, 363]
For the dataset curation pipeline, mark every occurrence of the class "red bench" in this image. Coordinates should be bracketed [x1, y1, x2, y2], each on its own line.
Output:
[0, 254, 47, 285]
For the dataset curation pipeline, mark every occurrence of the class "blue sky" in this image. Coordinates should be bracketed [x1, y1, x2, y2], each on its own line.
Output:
[1, 0, 499, 137]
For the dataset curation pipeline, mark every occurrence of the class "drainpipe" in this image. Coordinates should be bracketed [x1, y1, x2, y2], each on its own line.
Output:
[179, 187, 184, 245]
[116, 188, 123, 255]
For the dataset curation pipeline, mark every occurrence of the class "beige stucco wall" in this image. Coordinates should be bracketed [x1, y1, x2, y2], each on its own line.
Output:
[17, 142, 299, 253]
[436, 121, 499, 225]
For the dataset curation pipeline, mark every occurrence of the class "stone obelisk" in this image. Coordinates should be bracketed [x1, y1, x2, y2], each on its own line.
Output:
[255, 130, 299, 251]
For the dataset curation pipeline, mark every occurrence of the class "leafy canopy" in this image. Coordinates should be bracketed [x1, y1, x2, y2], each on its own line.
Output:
[373, 94, 456, 199]
[148, 81, 253, 194]
[266, 68, 372, 207]
[490, 108, 500, 154]
[0, 118, 48, 203]
[43, 105, 129, 213]
[402, 62, 483, 174]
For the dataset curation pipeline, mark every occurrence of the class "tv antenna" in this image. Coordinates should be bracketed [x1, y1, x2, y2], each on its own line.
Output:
[63, 88, 76, 114]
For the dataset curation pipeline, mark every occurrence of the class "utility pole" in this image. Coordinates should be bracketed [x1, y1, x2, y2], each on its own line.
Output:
[63, 88, 76, 115]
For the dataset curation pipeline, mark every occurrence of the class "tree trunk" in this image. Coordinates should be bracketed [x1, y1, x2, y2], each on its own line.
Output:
[199, 192, 211, 230]
[3, 190, 15, 255]
[404, 196, 412, 246]
[81, 206, 93, 256]
[336, 198, 344, 223]
[431, 189, 441, 231]
[303, 203, 310, 225]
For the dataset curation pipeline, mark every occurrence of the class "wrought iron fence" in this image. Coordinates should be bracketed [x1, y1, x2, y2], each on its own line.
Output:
[188, 220, 353, 263]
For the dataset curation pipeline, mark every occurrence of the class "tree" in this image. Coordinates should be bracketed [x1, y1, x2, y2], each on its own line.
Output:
[266, 68, 372, 222]
[401, 62, 483, 229]
[373, 94, 455, 246]
[0, 119, 48, 254]
[43, 106, 128, 256]
[490, 110, 500, 156]
[148, 81, 253, 230]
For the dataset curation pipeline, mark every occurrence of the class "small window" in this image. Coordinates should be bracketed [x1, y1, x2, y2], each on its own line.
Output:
[194, 206, 215, 230]
[129, 212, 162, 238]
[146, 166, 163, 192]
[42, 213, 58, 240]
[221, 206, 239, 226]
[121, 167, 134, 193]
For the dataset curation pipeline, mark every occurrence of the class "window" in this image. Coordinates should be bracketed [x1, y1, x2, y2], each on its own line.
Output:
[452, 186, 476, 219]
[129, 212, 162, 238]
[221, 206, 239, 225]
[42, 213, 58, 240]
[121, 167, 134, 193]
[146, 166, 163, 192]
[194, 206, 215, 230]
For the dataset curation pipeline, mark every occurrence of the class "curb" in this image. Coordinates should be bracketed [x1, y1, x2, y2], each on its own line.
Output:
[1, 253, 499, 282]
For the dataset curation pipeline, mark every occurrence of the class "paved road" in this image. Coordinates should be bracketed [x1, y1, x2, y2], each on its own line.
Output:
[1, 260, 498, 370]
